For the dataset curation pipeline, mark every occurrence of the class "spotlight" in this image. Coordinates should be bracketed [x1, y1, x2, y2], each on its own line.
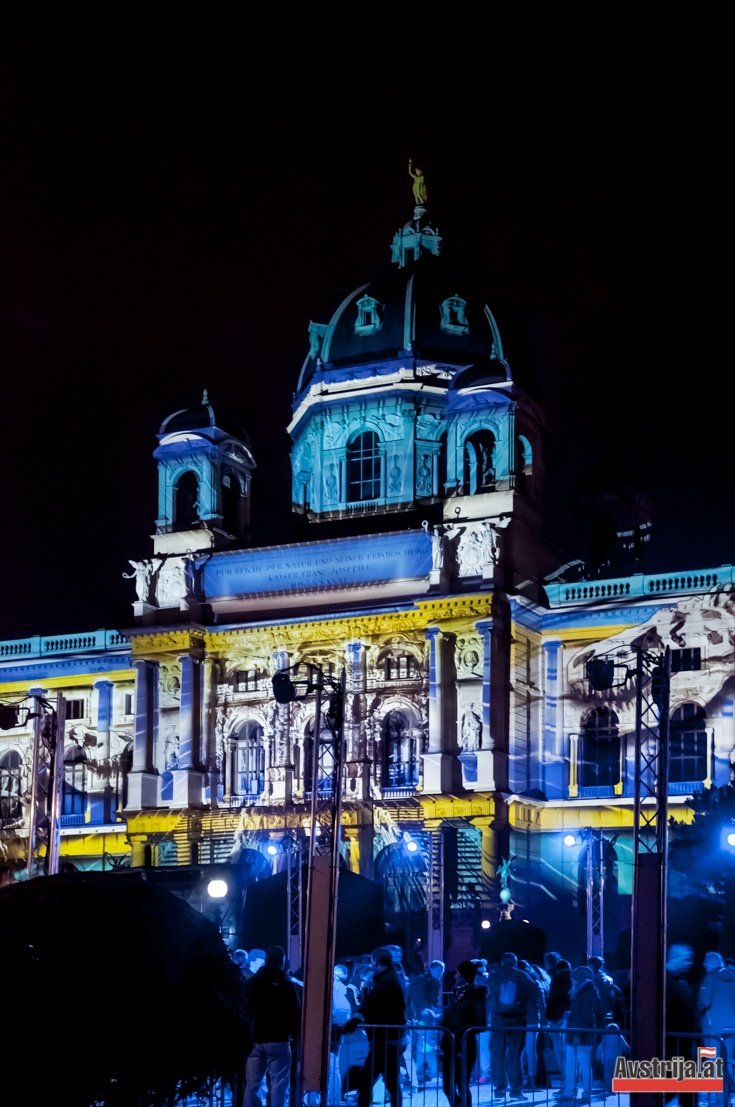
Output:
[266, 844, 278, 856]
[481, 919, 491, 930]
[207, 879, 228, 899]
[499, 888, 512, 904]
[406, 840, 418, 853]
[564, 834, 576, 847]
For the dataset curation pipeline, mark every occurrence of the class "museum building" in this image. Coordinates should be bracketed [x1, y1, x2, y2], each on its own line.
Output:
[1, 195, 733, 965]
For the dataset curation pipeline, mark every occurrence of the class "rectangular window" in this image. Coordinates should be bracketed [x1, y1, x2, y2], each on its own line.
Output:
[66, 699, 85, 720]
[124, 693, 134, 715]
[236, 670, 260, 691]
[671, 648, 702, 673]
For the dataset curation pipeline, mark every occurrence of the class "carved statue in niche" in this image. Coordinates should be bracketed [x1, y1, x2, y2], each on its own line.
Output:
[158, 666, 181, 707]
[460, 705, 482, 752]
[164, 731, 180, 770]
[456, 635, 482, 678]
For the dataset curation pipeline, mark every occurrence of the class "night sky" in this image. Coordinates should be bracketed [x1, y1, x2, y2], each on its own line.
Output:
[0, 30, 727, 641]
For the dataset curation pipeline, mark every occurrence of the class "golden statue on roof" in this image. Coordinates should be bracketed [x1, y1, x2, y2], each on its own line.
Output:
[408, 159, 427, 206]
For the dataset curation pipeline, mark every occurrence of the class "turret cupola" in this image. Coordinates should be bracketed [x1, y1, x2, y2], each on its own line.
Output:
[153, 391, 255, 556]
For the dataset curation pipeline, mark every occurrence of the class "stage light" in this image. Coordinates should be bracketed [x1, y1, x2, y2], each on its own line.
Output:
[481, 919, 491, 930]
[207, 879, 228, 899]
[499, 888, 512, 904]
[564, 834, 576, 846]
[406, 840, 418, 853]
[267, 844, 278, 856]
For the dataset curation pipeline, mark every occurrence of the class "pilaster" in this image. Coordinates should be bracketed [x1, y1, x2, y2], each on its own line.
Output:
[422, 627, 457, 793]
[126, 660, 159, 810]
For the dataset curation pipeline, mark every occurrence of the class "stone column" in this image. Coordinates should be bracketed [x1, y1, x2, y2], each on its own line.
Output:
[94, 680, 112, 761]
[542, 639, 565, 799]
[171, 652, 205, 806]
[422, 627, 456, 793]
[126, 660, 159, 810]
[467, 620, 496, 790]
[202, 657, 218, 808]
[471, 816, 497, 923]
[270, 649, 293, 803]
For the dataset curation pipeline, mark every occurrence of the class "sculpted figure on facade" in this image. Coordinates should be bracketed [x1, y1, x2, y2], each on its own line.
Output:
[457, 526, 484, 576]
[422, 520, 450, 571]
[157, 560, 187, 608]
[460, 706, 482, 751]
[164, 731, 180, 770]
[456, 635, 482, 678]
[214, 705, 228, 775]
[158, 665, 181, 707]
[123, 559, 159, 603]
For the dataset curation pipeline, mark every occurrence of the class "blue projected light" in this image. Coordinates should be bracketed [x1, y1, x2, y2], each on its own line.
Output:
[203, 531, 431, 599]
[721, 827, 735, 852]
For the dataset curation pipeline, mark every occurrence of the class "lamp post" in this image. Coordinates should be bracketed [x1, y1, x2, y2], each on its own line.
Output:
[1, 692, 66, 878]
[272, 662, 345, 1105]
[585, 645, 671, 1077]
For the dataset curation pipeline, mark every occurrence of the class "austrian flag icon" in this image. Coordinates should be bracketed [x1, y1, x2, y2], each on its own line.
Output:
[612, 1052, 724, 1093]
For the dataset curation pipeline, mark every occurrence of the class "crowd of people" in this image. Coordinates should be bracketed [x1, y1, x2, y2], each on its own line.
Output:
[228, 940, 735, 1107]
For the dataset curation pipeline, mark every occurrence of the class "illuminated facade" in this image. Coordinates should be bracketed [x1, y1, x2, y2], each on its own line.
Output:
[1, 198, 734, 965]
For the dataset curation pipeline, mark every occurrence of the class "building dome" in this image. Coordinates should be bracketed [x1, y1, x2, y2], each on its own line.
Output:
[159, 390, 250, 446]
[297, 209, 511, 395]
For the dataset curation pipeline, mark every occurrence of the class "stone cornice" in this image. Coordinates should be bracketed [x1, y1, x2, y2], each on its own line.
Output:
[130, 630, 207, 658]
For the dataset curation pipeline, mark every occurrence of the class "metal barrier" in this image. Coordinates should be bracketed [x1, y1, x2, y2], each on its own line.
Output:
[181, 1023, 735, 1107]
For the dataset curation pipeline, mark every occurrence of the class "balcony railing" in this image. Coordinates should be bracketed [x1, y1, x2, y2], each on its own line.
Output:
[0, 628, 130, 661]
[545, 564, 734, 607]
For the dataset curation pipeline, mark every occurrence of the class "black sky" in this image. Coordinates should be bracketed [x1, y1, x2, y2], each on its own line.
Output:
[0, 28, 728, 640]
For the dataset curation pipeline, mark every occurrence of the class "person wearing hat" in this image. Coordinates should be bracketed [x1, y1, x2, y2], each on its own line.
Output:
[441, 960, 487, 1107]
[557, 966, 605, 1103]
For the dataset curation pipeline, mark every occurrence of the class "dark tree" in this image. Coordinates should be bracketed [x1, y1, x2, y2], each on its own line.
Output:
[0, 872, 251, 1105]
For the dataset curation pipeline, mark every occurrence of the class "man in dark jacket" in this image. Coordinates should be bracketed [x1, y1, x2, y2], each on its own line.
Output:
[441, 960, 487, 1107]
[346, 947, 407, 1107]
[244, 945, 301, 1107]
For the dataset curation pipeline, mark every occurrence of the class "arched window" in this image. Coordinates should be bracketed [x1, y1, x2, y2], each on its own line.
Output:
[382, 710, 420, 789]
[304, 719, 335, 793]
[463, 430, 496, 495]
[63, 745, 87, 817]
[0, 749, 23, 820]
[347, 432, 381, 503]
[579, 706, 620, 789]
[670, 703, 707, 783]
[236, 721, 265, 797]
[174, 470, 199, 528]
